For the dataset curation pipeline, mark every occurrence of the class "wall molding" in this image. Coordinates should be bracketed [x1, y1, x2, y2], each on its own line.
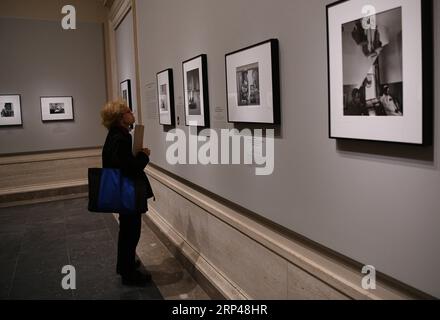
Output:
[0, 147, 102, 165]
[146, 165, 429, 300]
[107, 0, 143, 124]
[131, 0, 143, 124]
[108, 0, 132, 30]
[106, 0, 131, 101]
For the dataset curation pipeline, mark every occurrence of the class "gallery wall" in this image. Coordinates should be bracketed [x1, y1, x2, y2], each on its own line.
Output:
[115, 9, 139, 117]
[135, 0, 440, 297]
[0, 0, 107, 23]
[0, 17, 108, 155]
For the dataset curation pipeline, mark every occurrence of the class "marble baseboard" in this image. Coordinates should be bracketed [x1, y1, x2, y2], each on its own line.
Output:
[145, 176, 343, 300]
[143, 210, 241, 300]
[145, 165, 427, 300]
[0, 148, 99, 206]
[0, 148, 101, 191]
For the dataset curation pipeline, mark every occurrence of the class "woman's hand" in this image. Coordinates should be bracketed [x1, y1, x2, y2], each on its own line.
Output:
[142, 148, 151, 157]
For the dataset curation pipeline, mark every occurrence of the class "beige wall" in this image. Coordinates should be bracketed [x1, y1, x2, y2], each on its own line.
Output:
[0, 0, 108, 22]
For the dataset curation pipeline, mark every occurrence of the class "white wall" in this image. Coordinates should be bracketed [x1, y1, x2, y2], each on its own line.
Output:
[135, 0, 440, 297]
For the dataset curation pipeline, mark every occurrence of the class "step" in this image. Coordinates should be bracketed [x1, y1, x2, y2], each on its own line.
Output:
[0, 179, 88, 207]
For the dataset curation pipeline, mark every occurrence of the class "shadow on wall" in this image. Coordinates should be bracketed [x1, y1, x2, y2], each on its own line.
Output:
[336, 139, 435, 169]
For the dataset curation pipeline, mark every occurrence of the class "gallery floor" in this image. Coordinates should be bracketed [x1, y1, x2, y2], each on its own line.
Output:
[0, 197, 209, 300]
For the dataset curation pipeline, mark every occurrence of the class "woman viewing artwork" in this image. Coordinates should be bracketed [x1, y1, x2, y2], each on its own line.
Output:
[100, 100, 153, 287]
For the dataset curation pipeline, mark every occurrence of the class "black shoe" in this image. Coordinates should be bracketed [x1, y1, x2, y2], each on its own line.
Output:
[116, 259, 142, 275]
[121, 270, 152, 287]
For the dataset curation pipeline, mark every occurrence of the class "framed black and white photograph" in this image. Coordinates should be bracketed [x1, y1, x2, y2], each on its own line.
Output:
[120, 79, 133, 111]
[327, 0, 432, 144]
[182, 54, 210, 127]
[156, 69, 175, 126]
[226, 39, 280, 124]
[0, 94, 22, 126]
[40, 96, 74, 121]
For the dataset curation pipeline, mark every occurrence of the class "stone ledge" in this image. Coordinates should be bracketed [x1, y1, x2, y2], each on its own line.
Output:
[0, 148, 102, 165]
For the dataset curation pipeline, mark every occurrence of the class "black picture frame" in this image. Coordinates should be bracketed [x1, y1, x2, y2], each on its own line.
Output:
[182, 54, 210, 127]
[40, 96, 74, 122]
[225, 39, 280, 125]
[120, 79, 133, 111]
[156, 68, 176, 126]
[326, 0, 433, 145]
[0, 94, 23, 127]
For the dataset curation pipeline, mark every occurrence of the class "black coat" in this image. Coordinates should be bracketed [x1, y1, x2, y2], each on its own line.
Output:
[102, 126, 154, 212]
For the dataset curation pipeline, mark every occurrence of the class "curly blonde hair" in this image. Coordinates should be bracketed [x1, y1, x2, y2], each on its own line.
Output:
[100, 100, 128, 129]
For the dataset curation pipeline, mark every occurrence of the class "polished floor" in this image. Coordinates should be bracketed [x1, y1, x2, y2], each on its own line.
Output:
[0, 197, 208, 300]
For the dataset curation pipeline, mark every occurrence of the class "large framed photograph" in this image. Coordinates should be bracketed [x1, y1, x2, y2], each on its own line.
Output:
[156, 69, 175, 126]
[0, 94, 22, 126]
[40, 96, 74, 122]
[226, 39, 280, 124]
[182, 54, 210, 127]
[120, 79, 133, 111]
[327, 0, 432, 144]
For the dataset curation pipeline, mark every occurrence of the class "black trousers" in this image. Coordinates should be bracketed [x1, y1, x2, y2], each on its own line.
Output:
[117, 213, 142, 276]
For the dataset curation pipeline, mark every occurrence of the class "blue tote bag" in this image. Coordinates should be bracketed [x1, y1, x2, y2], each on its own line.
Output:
[88, 168, 145, 214]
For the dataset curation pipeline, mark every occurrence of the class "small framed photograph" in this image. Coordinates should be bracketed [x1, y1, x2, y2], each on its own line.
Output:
[0, 94, 22, 126]
[327, 0, 433, 144]
[120, 79, 133, 111]
[40, 96, 74, 122]
[182, 54, 210, 127]
[156, 69, 175, 126]
[226, 39, 280, 124]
